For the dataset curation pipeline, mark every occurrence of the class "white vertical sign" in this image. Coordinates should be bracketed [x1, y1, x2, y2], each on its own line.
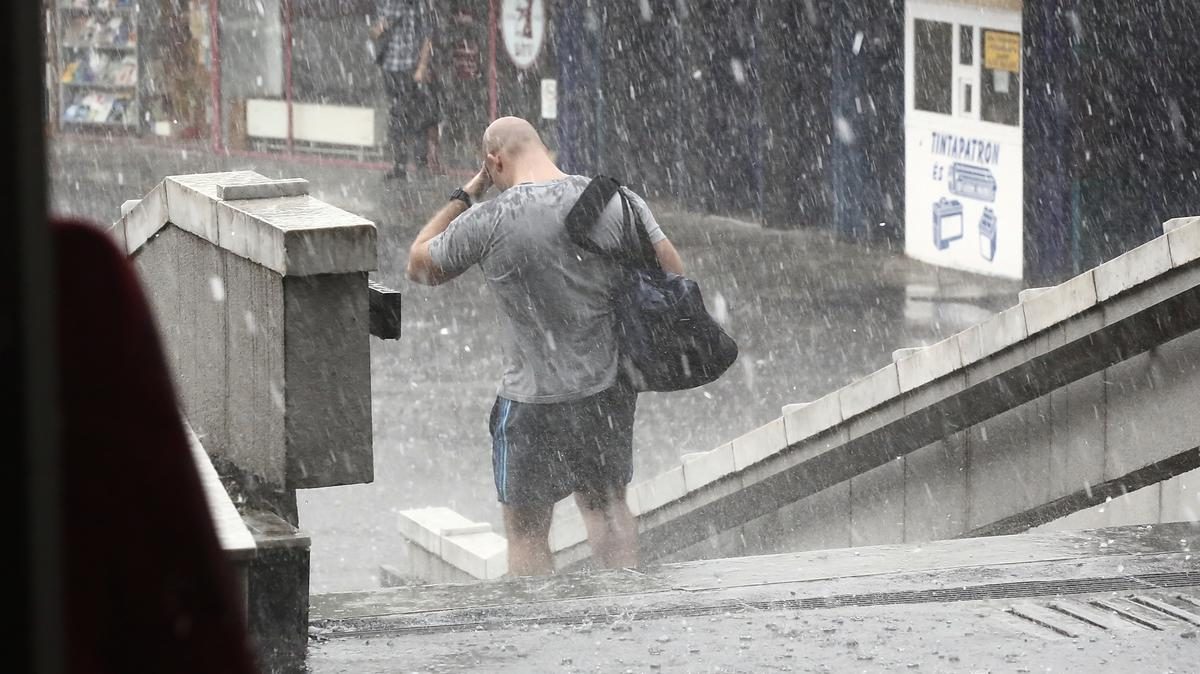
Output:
[540, 79, 557, 119]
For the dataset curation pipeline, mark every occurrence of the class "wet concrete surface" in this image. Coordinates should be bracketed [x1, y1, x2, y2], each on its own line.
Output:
[305, 523, 1200, 672]
[307, 596, 1199, 673]
[49, 137, 1024, 593]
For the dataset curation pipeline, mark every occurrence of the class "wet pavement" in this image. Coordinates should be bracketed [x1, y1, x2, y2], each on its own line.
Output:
[305, 523, 1200, 672]
[49, 136, 1024, 593]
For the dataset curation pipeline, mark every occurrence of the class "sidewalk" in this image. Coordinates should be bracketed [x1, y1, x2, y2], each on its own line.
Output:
[48, 135, 1026, 594]
[306, 522, 1200, 672]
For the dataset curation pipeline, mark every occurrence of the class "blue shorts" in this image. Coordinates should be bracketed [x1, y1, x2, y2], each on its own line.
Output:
[489, 382, 637, 507]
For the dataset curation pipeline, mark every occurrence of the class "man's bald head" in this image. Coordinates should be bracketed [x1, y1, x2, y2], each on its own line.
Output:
[480, 116, 563, 190]
[483, 116, 545, 158]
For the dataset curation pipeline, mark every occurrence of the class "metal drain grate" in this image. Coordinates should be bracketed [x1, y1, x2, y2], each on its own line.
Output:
[1007, 592, 1200, 639]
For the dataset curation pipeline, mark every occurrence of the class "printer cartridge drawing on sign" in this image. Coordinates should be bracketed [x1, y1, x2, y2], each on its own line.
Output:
[948, 163, 997, 202]
[978, 207, 998, 261]
[932, 197, 964, 250]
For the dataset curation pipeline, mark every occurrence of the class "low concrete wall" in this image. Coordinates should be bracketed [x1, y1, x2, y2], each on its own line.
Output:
[548, 215, 1200, 568]
[1031, 465, 1199, 534]
[658, 333, 1200, 563]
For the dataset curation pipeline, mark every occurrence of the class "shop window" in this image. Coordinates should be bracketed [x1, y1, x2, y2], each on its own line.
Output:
[959, 25, 974, 65]
[980, 29, 1020, 126]
[914, 19, 952, 115]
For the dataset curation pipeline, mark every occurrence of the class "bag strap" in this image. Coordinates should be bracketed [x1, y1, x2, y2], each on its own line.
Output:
[565, 175, 661, 271]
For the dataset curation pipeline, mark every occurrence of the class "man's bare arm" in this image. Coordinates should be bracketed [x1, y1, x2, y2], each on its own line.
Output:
[406, 200, 469, 285]
[654, 239, 684, 275]
[406, 167, 492, 285]
[414, 37, 433, 82]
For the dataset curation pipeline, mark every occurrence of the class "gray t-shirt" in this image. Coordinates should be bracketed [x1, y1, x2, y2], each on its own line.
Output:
[429, 175, 667, 403]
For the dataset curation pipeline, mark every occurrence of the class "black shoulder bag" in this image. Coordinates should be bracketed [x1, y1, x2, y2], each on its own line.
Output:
[565, 176, 738, 392]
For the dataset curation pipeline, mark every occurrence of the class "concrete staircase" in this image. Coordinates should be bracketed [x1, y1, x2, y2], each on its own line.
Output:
[393, 215, 1200, 581]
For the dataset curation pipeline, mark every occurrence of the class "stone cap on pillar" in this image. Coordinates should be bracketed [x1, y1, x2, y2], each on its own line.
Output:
[111, 170, 377, 276]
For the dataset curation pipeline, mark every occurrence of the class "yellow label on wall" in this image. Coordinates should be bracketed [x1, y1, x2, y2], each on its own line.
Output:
[983, 31, 1020, 72]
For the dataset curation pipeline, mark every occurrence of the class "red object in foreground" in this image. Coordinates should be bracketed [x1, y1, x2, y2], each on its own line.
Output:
[53, 219, 258, 674]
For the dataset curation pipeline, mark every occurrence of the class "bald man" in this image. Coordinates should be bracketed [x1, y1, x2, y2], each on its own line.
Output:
[407, 117, 683, 575]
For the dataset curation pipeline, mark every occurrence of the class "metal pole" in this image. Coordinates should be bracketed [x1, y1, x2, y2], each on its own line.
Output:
[488, 0, 498, 120]
[209, 0, 223, 152]
[283, 0, 294, 152]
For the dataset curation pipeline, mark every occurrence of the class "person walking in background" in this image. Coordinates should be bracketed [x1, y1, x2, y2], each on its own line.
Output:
[371, 0, 439, 180]
[405, 117, 684, 576]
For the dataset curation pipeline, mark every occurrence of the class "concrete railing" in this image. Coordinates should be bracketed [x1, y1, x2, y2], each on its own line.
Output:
[580, 214, 1200, 566]
[382, 508, 508, 584]
[185, 421, 256, 610]
[392, 216, 1200, 580]
[112, 171, 384, 672]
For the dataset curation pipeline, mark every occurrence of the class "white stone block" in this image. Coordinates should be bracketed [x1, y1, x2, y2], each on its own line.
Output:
[895, 336, 963, 393]
[217, 200, 288, 274]
[1018, 287, 1051, 303]
[891, 347, 922, 362]
[956, 323, 983, 367]
[441, 522, 492, 536]
[184, 423, 255, 559]
[1022, 270, 1098, 336]
[218, 195, 377, 276]
[124, 182, 171, 254]
[1162, 216, 1198, 234]
[682, 443, 736, 491]
[397, 507, 476, 555]
[1093, 236, 1172, 302]
[977, 304, 1027, 359]
[549, 515, 588, 551]
[1167, 216, 1200, 268]
[217, 178, 310, 201]
[623, 482, 642, 516]
[783, 392, 842, 446]
[107, 218, 128, 254]
[549, 498, 587, 551]
[633, 465, 686, 514]
[120, 199, 141, 216]
[441, 531, 508, 579]
[731, 417, 787, 470]
[1160, 464, 1199, 524]
[1104, 484, 1162, 528]
[781, 402, 809, 416]
[165, 173, 242, 246]
[838, 364, 900, 420]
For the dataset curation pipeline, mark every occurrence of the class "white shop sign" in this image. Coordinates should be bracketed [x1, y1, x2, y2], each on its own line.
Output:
[905, 1, 1023, 279]
[501, 0, 545, 70]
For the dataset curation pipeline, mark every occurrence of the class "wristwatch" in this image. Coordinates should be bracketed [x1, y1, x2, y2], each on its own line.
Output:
[448, 188, 473, 207]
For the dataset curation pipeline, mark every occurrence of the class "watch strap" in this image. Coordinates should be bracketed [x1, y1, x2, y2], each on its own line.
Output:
[448, 188, 472, 207]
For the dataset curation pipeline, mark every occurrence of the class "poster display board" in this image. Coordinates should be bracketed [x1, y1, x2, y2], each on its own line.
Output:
[905, 2, 1023, 279]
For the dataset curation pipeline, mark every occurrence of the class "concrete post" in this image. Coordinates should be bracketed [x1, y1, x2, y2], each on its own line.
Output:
[112, 170, 378, 670]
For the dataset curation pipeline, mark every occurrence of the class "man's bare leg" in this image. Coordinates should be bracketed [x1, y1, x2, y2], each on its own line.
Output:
[425, 125, 442, 174]
[502, 503, 555, 576]
[575, 486, 638, 569]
